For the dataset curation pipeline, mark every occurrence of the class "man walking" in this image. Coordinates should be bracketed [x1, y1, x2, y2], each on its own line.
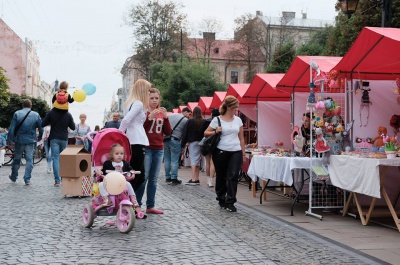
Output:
[42, 108, 75, 187]
[7, 99, 43, 185]
[103, 113, 120, 129]
[163, 107, 191, 185]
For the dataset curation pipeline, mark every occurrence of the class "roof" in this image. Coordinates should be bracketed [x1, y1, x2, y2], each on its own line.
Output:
[243, 74, 290, 102]
[260, 16, 333, 28]
[277, 56, 342, 91]
[210, 91, 227, 109]
[187, 102, 198, 111]
[172, 108, 179, 113]
[186, 38, 265, 62]
[333, 27, 400, 80]
[178, 106, 186, 113]
[198, 97, 213, 114]
[226, 84, 252, 104]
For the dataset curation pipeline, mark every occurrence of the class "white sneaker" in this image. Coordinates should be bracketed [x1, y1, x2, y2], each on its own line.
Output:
[47, 168, 52, 174]
[207, 177, 214, 187]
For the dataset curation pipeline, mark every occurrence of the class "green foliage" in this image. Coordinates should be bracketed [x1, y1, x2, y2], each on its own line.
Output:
[125, 0, 187, 78]
[296, 26, 335, 56]
[0, 93, 50, 128]
[0, 66, 11, 109]
[267, 42, 295, 73]
[150, 61, 226, 111]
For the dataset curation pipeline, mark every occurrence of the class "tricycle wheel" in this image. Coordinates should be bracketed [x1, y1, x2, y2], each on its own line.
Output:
[116, 206, 135, 233]
[83, 203, 95, 228]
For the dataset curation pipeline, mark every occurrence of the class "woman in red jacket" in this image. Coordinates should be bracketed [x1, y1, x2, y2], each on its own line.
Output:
[136, 88, 172, 214]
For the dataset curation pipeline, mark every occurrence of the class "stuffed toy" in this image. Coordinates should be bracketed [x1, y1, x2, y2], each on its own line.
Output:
[355, 137, 373, 152]
[314, 127, 330, 153]
[371, 126, 388, 149]
[308, 84, 316, 104]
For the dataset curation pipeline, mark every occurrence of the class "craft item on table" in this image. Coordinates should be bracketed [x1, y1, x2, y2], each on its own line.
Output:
[338, 121, 354, 152]
[357, 81, 372, 127]
[294, 135, 305, 153]
[371, 126, 387, 152]
[314, 127, 330, 153]
[315, 101, 325, 116]
[354, 137, 373, 153]
[325, 122, 334, 134]
[327, 70, 341, 92]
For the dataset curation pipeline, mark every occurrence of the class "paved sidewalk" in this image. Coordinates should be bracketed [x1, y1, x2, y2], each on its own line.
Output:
[0, 161, 389, 264]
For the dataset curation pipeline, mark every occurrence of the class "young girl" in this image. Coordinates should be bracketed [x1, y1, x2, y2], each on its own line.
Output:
[52, 81, 74, 110]
[96, 144, 142, 215]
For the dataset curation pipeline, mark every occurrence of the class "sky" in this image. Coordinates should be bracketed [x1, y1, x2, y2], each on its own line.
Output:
[0, 0, 338, 128]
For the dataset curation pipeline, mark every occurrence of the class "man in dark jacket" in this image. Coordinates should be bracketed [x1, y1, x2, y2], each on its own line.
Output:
[103, 113, 121, 129]
[42, 108, 75, 187]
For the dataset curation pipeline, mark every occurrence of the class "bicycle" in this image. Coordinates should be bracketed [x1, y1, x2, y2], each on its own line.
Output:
[3, 143, 44, 165]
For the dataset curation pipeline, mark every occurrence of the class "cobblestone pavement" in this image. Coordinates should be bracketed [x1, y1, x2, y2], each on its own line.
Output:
[0, 162, 386, 265]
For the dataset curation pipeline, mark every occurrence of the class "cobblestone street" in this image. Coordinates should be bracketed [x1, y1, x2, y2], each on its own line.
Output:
[0, 161, 386, 264]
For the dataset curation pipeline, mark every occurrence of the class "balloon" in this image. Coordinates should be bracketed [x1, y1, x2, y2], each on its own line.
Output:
[73, 89, 86, 102]
[82, 83, 96, 96]
[103, 172, 126, 195]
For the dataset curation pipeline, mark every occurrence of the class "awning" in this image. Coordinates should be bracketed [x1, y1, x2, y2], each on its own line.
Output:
[172, 108, 179, 113]
[210, 91, 227, 109]
[178, 106, 186, 113]
[226, 83, 251, 104]
[277, 56, 342, 91]
[187, 102, 198, 111]
[243, 73, 290, 102]
[333, 27, 400, 80]
[198, 97, 213, 114]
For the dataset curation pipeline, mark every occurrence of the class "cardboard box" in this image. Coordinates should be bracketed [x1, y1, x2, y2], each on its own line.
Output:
[62, 176, 93, 197]
[59, 145, 91, 177]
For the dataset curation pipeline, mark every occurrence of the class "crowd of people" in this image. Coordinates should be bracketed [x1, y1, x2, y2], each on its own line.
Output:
[2, 79, 246, 213]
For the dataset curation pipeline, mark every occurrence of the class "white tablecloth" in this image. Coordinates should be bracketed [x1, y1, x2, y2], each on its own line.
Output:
[329, 155, 400, 198]
[247, 155, 317, 186]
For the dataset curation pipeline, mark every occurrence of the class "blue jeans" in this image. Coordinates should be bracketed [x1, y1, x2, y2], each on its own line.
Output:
[44, 140, 52, 170]
[10, 142, 35, 183]
[164, 138, 181, 180]
[136, 148, 164, 208]
[50, 139, 68, 183]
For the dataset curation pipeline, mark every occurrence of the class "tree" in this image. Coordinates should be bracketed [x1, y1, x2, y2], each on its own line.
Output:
[150, 61, 226, 111]
[125, 0, 187, 78]
[0, 93, 49, 128]
[296, 26, 335, 56]
[230, 14, 266, 82]
[266, 42, 295, 73]
[0, 66, 10, 109]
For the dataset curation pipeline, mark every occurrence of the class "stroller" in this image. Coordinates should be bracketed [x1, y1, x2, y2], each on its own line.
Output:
[82, 128, 142, 233]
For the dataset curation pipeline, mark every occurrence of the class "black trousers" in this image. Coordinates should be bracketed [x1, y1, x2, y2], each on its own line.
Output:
[129, 144, 145, 191]
[212, 149, 242, 204]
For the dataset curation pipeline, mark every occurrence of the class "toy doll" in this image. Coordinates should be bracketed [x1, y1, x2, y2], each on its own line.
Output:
[314, 127, 330, 153]
[371, 126, 387, 151]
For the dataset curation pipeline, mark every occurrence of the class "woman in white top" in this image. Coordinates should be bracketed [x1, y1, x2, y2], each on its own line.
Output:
[204, 96, 245, 213]
[119, 79, 151, 191]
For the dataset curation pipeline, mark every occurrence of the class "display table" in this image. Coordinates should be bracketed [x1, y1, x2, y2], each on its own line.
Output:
[329, 155, 400, 231]
[247, 155, 320, 215]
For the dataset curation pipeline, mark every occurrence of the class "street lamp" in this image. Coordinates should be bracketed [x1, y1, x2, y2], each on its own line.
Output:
[338, 0, 360, 18]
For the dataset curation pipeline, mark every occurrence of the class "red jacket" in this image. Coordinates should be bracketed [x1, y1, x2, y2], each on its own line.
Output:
[143, 112, 172, 150]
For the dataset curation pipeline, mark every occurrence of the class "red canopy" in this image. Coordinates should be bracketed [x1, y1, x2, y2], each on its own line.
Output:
[172, 108, 179, 113]
[333, 27, 400, 80]
[198, 97, 213, 114]
[243, 74, 290, 102]
[178, 105, 186, 113]
[187, 102, 198, 111]
[277, 56, 342, 91]
[226, 84, 251, 104]
[210, 91, 227, 109]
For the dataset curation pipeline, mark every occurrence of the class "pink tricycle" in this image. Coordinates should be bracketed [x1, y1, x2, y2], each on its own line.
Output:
[82, 128, 143, 234]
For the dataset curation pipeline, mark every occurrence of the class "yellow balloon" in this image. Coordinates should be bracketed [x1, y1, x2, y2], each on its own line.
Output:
[73, 89, 87, 102]
[103, 172, 126, 195]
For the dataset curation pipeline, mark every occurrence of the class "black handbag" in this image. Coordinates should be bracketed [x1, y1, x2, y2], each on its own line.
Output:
[200, 117, 221, 156]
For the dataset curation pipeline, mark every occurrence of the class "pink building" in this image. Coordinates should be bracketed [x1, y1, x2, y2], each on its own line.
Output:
[0, 18, 40, 97]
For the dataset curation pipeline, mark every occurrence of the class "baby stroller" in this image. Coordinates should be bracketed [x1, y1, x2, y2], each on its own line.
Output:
[82, 128, 141, 233]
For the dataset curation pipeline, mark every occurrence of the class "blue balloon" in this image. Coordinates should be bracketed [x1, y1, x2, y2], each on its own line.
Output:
[82, 83, 96, 96]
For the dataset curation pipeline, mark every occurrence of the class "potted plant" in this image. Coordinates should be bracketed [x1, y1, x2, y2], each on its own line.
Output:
[384, 138, 397, 159]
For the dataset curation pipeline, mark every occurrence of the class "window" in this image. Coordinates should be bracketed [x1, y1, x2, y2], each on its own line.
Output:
[230, 71, 238, 84]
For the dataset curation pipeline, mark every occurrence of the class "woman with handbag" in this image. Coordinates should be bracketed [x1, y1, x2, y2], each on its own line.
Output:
[204, 96, 245, 212]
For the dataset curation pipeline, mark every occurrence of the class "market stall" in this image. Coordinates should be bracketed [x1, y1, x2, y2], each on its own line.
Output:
[209, 91, 226, 109]
[187, 102, 198, 111]
[197, 96, 213, 117]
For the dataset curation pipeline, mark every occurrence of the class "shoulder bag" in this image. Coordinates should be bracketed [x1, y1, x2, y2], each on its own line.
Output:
[163, 116, 185, 142]
[13, 110, 32, 138]
[200, 117, 221, 156]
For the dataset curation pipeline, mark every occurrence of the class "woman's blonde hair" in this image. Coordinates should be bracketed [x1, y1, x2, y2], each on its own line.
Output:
[219, 95, 239, 115]
[149, 87, 161, 108]
[124, 79, 151, 110]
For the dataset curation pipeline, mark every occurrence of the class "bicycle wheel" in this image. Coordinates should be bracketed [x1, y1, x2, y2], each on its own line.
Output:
[33, 146, 43, 165]
[4, 146, 13, 165]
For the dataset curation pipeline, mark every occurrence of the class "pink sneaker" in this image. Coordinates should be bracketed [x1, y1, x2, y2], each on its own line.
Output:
[146, 208, 164, 214]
